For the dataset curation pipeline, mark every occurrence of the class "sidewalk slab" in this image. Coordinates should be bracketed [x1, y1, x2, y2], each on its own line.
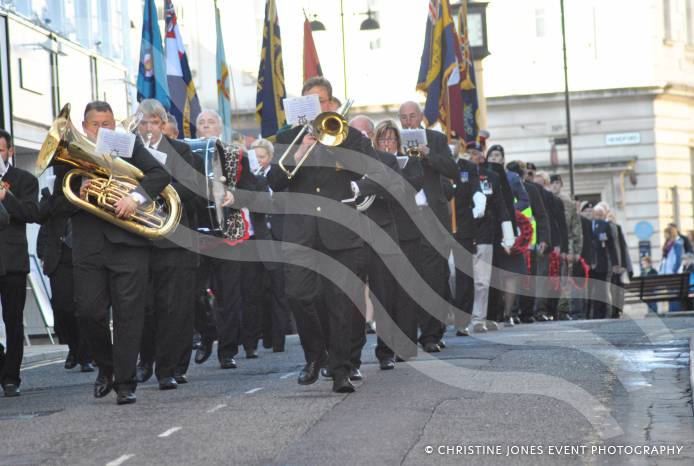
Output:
[21, 344, 69, 366]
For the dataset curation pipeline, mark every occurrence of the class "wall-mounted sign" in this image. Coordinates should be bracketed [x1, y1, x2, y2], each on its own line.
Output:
[605, 132, 641, 146]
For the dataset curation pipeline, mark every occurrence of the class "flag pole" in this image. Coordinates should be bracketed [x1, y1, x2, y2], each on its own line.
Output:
[445, 83, 458, 234]
[340, 0, 348, 97]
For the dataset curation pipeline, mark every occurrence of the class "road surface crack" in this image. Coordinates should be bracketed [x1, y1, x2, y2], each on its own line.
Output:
[399, 397, 457, 465]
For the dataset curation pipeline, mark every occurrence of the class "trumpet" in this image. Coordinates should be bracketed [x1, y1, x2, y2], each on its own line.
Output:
[404, 141, 424, 159]
[277, 99, 353, 179]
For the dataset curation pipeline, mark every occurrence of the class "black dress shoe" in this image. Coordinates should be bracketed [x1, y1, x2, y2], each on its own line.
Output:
[379, 359, 395, 370]
[80, 362, 96, 373]
[535, 314, 550, 322]
[194, 339, 213, 364]
[245, 349, 258, 359]
[456, 329, 470, 336]
[135, 363, 153, 383]
[220, 357, 237, 369]
[2, 384, 20, 397]
[332, 376, 355, 393]
[116, 389, 137, 405]
[520, 316, 535, 324]
[64, 352, 77, 370]
[423, 342, 441, 353]
[158, 377, 178, 390]
[438, 340, 446, 349]
[94, 371, 114, 398]
[512, 316, 521, 324]
[349, 368, 363, 381]
[320, 367, 334, 379]
[298, 361, 321, 385]
[174, 375, 188, 384]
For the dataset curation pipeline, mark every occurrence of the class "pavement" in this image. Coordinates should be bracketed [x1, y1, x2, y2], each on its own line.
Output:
[1, 316, 693, 465]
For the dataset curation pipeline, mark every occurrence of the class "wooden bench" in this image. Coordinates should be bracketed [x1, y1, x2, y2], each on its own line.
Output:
[624, 273, 693, 309]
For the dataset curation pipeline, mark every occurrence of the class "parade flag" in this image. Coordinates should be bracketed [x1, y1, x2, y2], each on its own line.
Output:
[303, 16, 323, 83]
[136, 0, 170, 109]
[165, 0, 201, 138]
[215, 0, 232, 142]
[456, 0, 481, 143]
[416, 0, 459, 133]
[256, 0, 287, 138]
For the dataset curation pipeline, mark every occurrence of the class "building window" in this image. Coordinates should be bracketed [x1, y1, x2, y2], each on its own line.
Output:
[663, 0, 673, 41]
[535, 8, 546, 38]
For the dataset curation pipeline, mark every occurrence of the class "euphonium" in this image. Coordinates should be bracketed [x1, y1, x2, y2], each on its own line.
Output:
[36, 104, 181, 240]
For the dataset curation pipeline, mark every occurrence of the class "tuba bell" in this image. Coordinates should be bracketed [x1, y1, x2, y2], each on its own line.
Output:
[36, 103, 181, 240]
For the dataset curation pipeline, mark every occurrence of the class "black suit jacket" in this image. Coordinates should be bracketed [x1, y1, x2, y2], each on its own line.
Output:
[36, 187, 75, 275]
[536, 184, 560, 250]
[151, 136, 202, 251]
[267, 126, 385, 251]
[475, 167, 509, 245]
[55, 140, 172, 261]
[591, 219, 618, 274]
[421, 129, 458, 231]
[523, 181, 550, 246]
[389, 153, 424, 242]
[0, 165, 39, 274]
[580, 216, 594, 266]
[356, 150, 400, 250]
[453, 158, 481, 241]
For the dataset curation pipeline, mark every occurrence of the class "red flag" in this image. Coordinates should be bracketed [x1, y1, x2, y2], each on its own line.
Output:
[303, 18, 323, 83]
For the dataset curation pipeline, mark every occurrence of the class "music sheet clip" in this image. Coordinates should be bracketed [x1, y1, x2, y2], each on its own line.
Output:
[400, 129, 428, 148]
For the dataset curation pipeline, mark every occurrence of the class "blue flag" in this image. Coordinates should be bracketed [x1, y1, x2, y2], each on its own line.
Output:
[416, 0, 460, 130]
[165, 0, 201, 138]
[255, 0, 286, 138]
[458, 0, 481, 143]
[136, 0, 170, 108]
[215, 1, 232, 142]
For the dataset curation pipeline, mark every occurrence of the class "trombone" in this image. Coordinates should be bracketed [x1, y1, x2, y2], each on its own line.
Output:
[277, 99, 353, 179]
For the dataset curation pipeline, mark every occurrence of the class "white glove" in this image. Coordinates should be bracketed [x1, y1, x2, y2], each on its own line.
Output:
[472, 191, 486, 219]
[501, 221, 515, 249]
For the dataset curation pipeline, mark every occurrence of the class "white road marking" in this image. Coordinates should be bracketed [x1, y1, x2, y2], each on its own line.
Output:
[244, 387, 263, 394]
[106, 454, 134, 466]
[157, 427, 182, 438]
[22, 359, 64, 370]
[206, 404, 227, 413]
[280, 371, 297, 379]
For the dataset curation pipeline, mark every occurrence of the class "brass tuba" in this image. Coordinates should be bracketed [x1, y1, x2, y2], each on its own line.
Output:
[36, 104, 181, 240]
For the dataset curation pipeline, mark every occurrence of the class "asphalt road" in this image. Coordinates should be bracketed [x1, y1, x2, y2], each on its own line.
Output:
[1, 316, 693, 466]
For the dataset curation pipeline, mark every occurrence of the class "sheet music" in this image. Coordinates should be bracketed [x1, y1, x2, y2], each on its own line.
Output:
[283, 94, 321, 125]
[95, 128, 136, 159]
[401, 129, 428, 148]
[147, 148, 168, 166]
[246, 149, 260, 174]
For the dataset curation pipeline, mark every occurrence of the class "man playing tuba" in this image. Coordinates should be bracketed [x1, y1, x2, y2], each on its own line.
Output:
[52, 101, 171, 405]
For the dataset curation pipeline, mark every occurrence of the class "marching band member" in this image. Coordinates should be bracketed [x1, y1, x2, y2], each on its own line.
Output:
[134, 99, 202, 389]
[0, 129, 39, 398]
[56, 101, 171, 405]
[267, 77, 385, 393]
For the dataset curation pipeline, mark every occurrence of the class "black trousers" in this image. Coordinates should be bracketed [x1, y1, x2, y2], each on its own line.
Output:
[260, 264, 290, 351]
[140, 248, 196, 380]
[453, 238, 475, 329]
[194, 256, 217, 343]
[0, 273, 27, 386]
[241, 256, 264, 352]
[209, 257, 243, 360]
[589, 270, 609, 319]
[50, 247, 91, 364]
[74, 242, 149, 391]
[609, 273, 625, 318]
[370, 246, 419, 363]
[417, 238, 449, 346]
[284, 240, 367, 379]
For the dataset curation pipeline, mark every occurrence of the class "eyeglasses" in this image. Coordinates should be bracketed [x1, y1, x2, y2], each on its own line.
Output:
[377, 138, 398, 143]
